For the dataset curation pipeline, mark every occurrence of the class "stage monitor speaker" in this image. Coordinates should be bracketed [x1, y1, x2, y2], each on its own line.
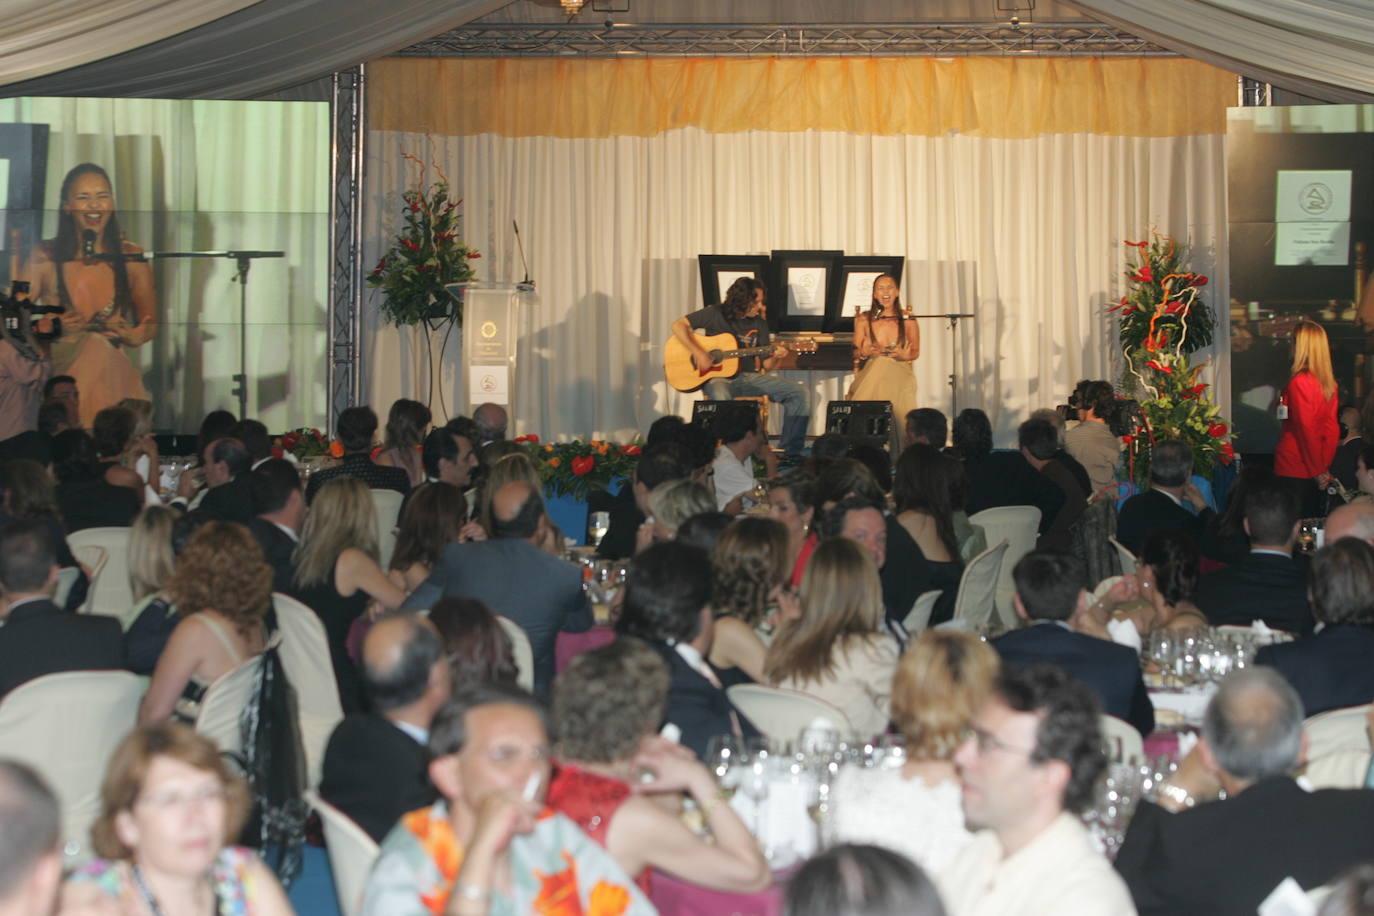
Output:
[825, 400, 894, 450]
[691, 399, 760, 438]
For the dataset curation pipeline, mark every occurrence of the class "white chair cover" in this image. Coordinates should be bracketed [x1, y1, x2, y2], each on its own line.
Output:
[1091, 575, 1123, 604]
[726, 683, 855, 741]
[67, 528, 131, 618]
[495, 615, 535, 693]
[369, 489, 405, 572]
[903, 589, 942, 635]
[53, 566, 82, 609]
[272, 593, 344, 789]
[195, 649, 268, 763]
[1303, 703, 1372, 789]
[305, 790, 379, 916]
[968, 507, 1041, 628]
[1100, 714, 1144, 766]
[947, 540, 1008, 632]
[1109, 536, 1138, 575]
[68, 545, 107, 614]
[0, 670, 143, 866]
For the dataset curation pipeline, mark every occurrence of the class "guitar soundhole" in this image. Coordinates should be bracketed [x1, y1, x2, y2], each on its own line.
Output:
[707, 350, 724, 362]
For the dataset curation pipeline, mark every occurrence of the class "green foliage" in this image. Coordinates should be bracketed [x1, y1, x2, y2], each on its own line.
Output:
[367, 175, 480, 327]
[514, 436, 642, 502]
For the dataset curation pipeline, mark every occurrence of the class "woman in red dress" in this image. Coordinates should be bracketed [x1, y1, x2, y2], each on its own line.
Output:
[1274, 320, 1339, 516]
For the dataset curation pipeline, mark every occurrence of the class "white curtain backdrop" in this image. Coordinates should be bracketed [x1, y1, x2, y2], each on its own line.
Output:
[363, 127, 1228, 448]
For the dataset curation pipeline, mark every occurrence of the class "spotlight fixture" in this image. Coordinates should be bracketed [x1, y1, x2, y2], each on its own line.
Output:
[560, 0, 585, 14]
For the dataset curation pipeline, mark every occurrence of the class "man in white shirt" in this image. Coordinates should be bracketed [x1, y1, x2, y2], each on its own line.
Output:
[710, 402, 777, 513]
[939, 664, 1136, 916]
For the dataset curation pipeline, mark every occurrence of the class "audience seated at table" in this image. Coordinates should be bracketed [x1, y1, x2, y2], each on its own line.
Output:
[956, 408, 1064, 537]
[185, 437, 255, 524]
[0, 458, 88, 610]
[892, 444, 966, 626]
[707, 516, 794, 685]
[320, 613, 446, 843]
[547, 639, 770, 895]
[246, 457, 305, 593]
[59, 722, 293, 916]
[765, 468, 818, 587]
[786, 844, 948, 916]
[1115, 667, 1374, 916]
[1115, 439, 1214, 556]
[473, 452, 562, 554]
[90, 406, 147, 506]
[305, 405, 410, 502]
[1255, 538, 1374, 717]
[387, 481, 471, 593]
[644, 477, 715, 547]
[614, 540, 760, 759]
[139, 521, 269, 723]
[374, 398, 431, 488]
[1193, 474, 1312, 635]
[1020, 417, 1088, 551]
[710, 404, 777, 514]
[992, 548, 1154, 736]
[831, 630, 997, 873]
[596, 438, 689, 559]
[764, 537, 900, 738]
[674, 510, 733, 553]
[427, 596, 519, 691]
[0, 518, 122, 701]
[51, 428, 139, 532]
[1080, 529, 1209, 641]
[121, 505, 182, 674]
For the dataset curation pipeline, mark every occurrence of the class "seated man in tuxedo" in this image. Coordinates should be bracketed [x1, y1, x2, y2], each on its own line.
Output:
[401, 481, 591, 696]
[1115, 667, 1374, 916]
[991, 549, 1154, 736]
[247, 458, 305, 594]
[319, 614, 446, 842]
[1194, 475, 1312, 635]
[1255, 538, 1374, 716]
[614, 540, 759, 760]
[1019, 417, 1087, 551]
[305, 405, 410, 502]
[0, 519, 122, 700]
[595, 440, 688, 560]
[963, 439, 1066, 538]
[1116, 439, 1214, 555]
[188, 436, 255, 524]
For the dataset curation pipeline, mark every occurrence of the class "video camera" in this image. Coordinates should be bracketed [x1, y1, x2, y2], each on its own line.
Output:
[0, 281, 64, 346]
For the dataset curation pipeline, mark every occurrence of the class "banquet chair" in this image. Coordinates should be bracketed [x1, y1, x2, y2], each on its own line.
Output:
[1302, 703, 1372, 790]
[726, 683, 855, 741]
[1091, 575, 1124, 605]
[1100, 714, 1144, 766]
[195, 647, 270, 764]
[968, 507, 1040, 628]
[369, 488, 405, 572]
[272, 593, 344, 788]
[903, 590, 942, 635]
[944, 540, 1008, 632]
[67, 527, 132, 617]
[1109, 536, 1138, 575]
[495, 615, 535, 693]
[52, 566, 83, 609]
[68, 545, 107, 614]
[304, 790, 379, 916]
[0, 670, 143, 867]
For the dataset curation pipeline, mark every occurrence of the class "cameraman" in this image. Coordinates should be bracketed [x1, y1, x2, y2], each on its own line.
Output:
[1064, 379, 1121, 496]
[0, 287, 54, 442]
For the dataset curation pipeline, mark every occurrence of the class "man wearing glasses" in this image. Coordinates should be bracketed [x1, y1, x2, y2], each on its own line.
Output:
[939, 665, 1136, 916]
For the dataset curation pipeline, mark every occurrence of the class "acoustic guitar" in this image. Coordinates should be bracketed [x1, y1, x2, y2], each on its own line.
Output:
[663, 331, 818, 392]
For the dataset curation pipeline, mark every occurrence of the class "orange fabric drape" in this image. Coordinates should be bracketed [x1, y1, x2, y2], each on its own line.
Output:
[367, 56, 1235, 139]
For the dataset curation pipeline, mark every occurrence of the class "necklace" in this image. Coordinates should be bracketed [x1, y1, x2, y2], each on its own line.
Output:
[131, 865, 216, 916]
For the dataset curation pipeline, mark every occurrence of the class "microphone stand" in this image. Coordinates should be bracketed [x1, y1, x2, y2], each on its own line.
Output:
[911, 312, 975, 417]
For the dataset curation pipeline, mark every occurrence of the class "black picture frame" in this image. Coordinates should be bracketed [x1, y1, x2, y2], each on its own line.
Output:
[824, 256, 906, 333]
[769, 249, 841, 332]
[697, 255, 771, 309]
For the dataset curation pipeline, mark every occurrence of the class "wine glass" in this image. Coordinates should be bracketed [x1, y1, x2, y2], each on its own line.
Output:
[704, 735, 742, 795]
[587, 511, 611, 547]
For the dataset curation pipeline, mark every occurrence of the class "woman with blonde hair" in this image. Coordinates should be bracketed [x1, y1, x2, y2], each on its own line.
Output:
[642, 478, 715, 547]
[116, 396, 161, 504]
[829, 630, 998, 873]
[121, 506, 183, 675]
[291, 476, 405, 710]
[763, 537, 900, 737]
[476, 452, 562, 553]
[139, 522, 271, 723]
[61, 722, 292, 916]
[1276, 319, 1339, 515]
[707, 516, 797, 684]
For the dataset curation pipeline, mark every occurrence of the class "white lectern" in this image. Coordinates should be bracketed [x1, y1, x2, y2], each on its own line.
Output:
[448, 281, 539, 417]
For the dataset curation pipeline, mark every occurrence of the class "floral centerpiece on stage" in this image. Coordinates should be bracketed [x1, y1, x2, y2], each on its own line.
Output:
[516, 435, 642, 501]
[1110, 232, 1233, 487]
[367, 155, 481, 328]
[274, 427, 343, 460]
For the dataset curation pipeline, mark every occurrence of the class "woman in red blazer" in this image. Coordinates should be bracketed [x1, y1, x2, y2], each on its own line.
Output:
[1274, 320, 1339, 516]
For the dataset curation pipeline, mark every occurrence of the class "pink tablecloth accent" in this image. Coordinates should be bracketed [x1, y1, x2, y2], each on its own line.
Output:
[649, 867, 791, 916]
[555, 625, 616, 673]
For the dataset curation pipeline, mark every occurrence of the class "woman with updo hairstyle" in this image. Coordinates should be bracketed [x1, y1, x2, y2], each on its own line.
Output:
[62, 722, 292, 916]
[830, 630, 998, 872]
[547, 639, 769, 896]
[90, 405, 145, 501]
[426, 596, 519, 691]
[706, 516, 795, 685]
[1083, 529, 1207, 640]
[139, 521, 271, 723]
[376, 398, 431, 487]
[388, 481, 468, 592]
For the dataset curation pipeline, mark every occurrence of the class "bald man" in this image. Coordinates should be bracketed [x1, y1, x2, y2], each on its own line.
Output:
[402, 481, 592, 695]
[319, 614, 448, 842]
[0, 761, 62, 916]
[1325, 502, 1374, 547]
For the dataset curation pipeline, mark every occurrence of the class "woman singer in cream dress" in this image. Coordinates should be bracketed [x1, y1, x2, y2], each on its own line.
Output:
[847, 273, 919, 424]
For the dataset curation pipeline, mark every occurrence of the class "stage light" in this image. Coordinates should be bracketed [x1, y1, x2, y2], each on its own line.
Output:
[560, 0, 586, 14]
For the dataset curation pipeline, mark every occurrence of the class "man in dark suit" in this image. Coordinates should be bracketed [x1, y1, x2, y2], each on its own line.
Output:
[992, 548, 1154, 736]
[1255, 537, 1374, 715]
[1194, 475, 1312, 635]
[964, 446, 1066, 537]
[396, 421, 481, 524]
[0, 519, 122, 701]
[247, 458, 305, 594]
[1115, 439, 1214, 555]
[614, 540, 759, 760]
[319, 614, 446, 842]
[306, 406, 410, 502]
[193, 437, 255, 524]
[1019, 417, 1087, 551]
[401, 481, 592, 696]
[1115, 667, 1374, 915]
[596, 441, 687, 560]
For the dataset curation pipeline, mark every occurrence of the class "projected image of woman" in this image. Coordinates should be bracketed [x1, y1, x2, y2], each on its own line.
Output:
[25, 163, 157, 426]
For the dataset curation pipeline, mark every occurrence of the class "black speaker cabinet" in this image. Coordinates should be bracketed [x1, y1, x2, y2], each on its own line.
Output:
[691, 399, 760, 438]
[825, 400, 893, 450]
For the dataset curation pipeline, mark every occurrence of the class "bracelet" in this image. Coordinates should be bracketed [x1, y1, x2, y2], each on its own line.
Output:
[697, 790, 731, 820]
[453, 884, 489, 902]
[1156, 781, 1194, 811]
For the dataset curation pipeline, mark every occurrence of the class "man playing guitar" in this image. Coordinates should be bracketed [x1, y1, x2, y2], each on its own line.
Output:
[669, 277, 811, 456]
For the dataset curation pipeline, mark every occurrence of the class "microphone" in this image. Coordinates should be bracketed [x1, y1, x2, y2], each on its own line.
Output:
[82, 229, 96, 259]
[513, 220, 535, 294]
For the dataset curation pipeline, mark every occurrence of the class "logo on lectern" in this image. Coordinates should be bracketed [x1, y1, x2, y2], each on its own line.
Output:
[480, 321, 499, 339]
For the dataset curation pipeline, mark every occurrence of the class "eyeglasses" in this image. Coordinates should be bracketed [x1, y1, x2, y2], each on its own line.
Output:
[135, 785, 228, 812]
[960, 725, 1036, 759]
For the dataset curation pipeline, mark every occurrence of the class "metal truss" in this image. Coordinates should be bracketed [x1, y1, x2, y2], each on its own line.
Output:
[328, 64, 365, 432]
[397, 21, 1174, 58]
